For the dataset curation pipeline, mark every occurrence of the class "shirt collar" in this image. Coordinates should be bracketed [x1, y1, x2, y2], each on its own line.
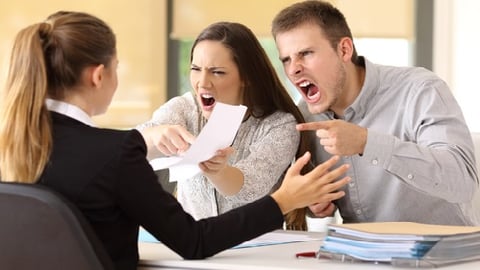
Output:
[45, 98, 95, 127]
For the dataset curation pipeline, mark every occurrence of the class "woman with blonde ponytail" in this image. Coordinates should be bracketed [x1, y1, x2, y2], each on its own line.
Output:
[0, 11, 350, 270]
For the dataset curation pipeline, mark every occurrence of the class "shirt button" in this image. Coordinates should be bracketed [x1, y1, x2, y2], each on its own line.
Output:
[407, 174, 414, 179]
[356, 209, 362, 214]
[349, 182, 355, 187]
[372, 159, 378, 165]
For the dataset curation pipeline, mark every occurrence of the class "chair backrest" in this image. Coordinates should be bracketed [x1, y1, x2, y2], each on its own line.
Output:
[0, 182, 114, 270]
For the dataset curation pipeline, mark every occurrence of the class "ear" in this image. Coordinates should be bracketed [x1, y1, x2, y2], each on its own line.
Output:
[91, 64, 105, 88]
[337, 37, 354, 62]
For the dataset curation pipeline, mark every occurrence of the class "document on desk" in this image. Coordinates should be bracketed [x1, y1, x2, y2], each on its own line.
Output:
[319, 222, 480, 267]
[149, 102, 247, 182]
[234, 231, 322, 249]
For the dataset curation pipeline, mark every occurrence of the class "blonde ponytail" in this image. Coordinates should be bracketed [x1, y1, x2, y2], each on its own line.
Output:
[0, 23, 52, 182]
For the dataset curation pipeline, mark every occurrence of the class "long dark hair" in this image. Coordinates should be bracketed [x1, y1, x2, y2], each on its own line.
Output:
[191, 22, 311, 230]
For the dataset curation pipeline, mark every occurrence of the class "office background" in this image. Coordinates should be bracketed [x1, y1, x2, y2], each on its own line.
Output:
[0, 0, 478, 132]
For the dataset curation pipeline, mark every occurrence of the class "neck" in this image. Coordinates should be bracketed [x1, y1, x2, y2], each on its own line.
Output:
[61, 88, 94, 117]
[331, 63, 365, 117]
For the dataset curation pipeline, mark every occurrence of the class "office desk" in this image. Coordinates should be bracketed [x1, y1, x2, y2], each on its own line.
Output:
[137, 230, 480, 270]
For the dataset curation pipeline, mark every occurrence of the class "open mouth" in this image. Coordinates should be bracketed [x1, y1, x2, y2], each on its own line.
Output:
[299, 80, 320, 100]
[200, 93, 216, 107]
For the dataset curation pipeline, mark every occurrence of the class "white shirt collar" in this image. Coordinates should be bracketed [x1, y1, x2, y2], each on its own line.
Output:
[45, 98, 96, 127]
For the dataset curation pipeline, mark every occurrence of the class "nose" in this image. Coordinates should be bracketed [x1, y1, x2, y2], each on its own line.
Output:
[287, 59, 303, 77]
[192, 69, 212, 89]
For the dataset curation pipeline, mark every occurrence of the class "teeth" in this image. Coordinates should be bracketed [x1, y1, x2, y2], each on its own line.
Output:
[299, 81, 311, 87]
[201, 93, 213, 98]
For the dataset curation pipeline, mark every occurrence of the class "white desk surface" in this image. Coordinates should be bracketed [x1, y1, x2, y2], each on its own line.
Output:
[137, 230, 480, 270]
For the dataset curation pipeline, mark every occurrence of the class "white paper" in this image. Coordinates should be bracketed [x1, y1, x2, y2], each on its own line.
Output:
[233, 231, 322, 249]
[149, 102, 247, 181]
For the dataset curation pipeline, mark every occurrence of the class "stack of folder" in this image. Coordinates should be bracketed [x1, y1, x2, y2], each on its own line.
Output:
[318, 222, 480, 268]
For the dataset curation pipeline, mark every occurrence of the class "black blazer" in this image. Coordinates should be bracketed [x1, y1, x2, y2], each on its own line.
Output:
[39, 112, 283, 270]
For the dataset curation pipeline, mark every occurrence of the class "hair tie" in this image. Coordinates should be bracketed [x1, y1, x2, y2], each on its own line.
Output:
[38, 21, 53, 44]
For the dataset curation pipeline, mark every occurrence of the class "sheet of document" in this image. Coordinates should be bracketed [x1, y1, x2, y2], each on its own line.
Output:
[149, 102, 247, 182]
[233, 231, 322, 249]
[319, 222, 480, 264]
[329, 222, 480, 240]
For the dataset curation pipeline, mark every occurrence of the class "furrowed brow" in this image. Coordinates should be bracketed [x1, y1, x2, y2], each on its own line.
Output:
[279, 55, 290, 63]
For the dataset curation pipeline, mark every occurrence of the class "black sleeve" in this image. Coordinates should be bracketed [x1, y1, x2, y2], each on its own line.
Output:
[115, 130, 284, 259]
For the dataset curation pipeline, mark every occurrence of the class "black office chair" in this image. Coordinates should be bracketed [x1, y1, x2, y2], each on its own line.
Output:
[0, 182, 114, 270]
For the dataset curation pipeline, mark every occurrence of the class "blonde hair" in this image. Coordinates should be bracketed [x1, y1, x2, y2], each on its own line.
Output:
[0, 23, 52, 182]
[0, 11, 116, 182]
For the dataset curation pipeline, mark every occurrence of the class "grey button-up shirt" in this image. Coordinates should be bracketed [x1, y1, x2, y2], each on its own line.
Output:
[300, 57, 480, 225]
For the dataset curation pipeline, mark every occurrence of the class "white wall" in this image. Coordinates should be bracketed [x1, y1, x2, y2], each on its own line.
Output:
[434, 0, 480, 132]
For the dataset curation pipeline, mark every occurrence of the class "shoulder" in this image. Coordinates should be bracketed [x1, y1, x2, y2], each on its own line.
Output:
[153, 92, 197, 116]
[48, 116, 148, 184]
[79, 128, 149, 177]
[368, 59, 445, 88]
[76, 126, 147, 157]
[151, 92, 200, 122]
[50, 112, 147, 156]
[137, 92, 201, 129]
[365, 58, 451, 99]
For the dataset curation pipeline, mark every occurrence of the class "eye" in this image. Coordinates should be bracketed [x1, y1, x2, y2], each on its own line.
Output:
[280, 57, 290, 65]
[212, 70, 225, 75]
[300, 50, 313, 57]
[190, 66, 200, 71]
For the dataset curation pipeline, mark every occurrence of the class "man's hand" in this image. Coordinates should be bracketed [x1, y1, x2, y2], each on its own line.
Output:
[297, 120, 367, 156]
[309, 202, 336, 218]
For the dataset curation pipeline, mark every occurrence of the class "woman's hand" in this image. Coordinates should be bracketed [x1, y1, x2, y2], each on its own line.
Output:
[271, 153, 350, 214]
[200, 147, 244, 196]
[141, 125, 195, 156]
[199, 147, 234, 175]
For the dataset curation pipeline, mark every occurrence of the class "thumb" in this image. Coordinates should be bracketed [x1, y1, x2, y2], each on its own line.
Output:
[179, 128, 196, 144]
